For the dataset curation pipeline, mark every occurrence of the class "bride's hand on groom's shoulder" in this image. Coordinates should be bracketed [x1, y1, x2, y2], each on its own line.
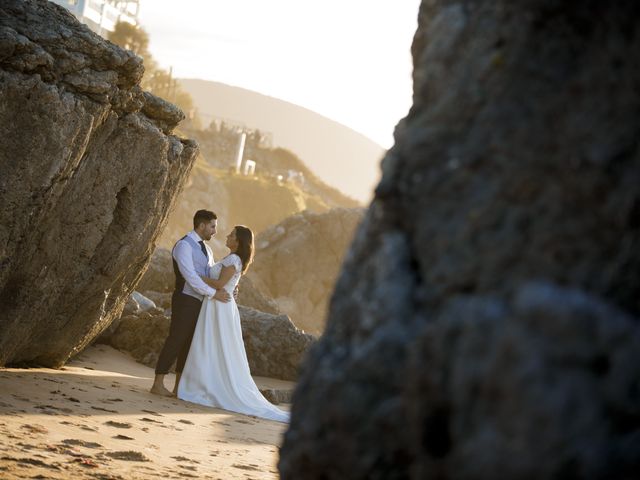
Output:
[213, 289, 231, 303]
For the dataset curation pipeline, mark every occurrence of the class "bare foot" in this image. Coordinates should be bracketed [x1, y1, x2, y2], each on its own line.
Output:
[150, 385, 173, 397]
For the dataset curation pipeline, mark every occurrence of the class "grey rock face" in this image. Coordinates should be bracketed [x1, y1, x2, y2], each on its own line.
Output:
[136, 248, 175, 294]
[280, 1, 640, 478]
[98, 304, 314, 381]
[247, 208, 364, 334]
[0, 0, 198, 366]
[238, 306, 315, 381]
[236, 275, 281, 316]
[98, 309, 170, 369]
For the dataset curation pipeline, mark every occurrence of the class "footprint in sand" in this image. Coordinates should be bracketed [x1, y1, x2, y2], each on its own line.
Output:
[16, 442, 36, 451]
[62, 439, 103, 449]
[104, 421, 132, 429]
[232, 463, 261, 471]
[91, 406, 119, 413]
[141, 409, 163, 416]
[178, 419, 194, 425]
[43, 378, 64, 384]
[105, 450, 149, 462]
[171, 456, 200, 464]
[234, 419, 254, 425]
[112, 435, 134, 440]
[1, 455, 61, 470]
[140, 417, 163, 424]
[21, 424, 48, 434]
[178, 464, 198, 472]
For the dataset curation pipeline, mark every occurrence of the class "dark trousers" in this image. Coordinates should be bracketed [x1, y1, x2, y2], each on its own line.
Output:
[155, 291, 202, 375]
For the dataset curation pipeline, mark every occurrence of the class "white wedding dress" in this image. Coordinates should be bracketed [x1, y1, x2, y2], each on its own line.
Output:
[177, 254, 290, 423]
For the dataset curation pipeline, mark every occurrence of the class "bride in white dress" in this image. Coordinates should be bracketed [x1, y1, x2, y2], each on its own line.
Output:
[177, 225, 290, 423]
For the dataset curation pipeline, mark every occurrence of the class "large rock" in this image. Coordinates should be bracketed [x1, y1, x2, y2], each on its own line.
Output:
[238, 305, 315, 381]
[280, 1, 640, 478]
[237, 276, 281, 316]
[0, 0, 198, 367]
[247, 208, 364, 334]
[136, 247, 174, 293]
[98, 308, 170, 369]
[98, 303, 314, 381]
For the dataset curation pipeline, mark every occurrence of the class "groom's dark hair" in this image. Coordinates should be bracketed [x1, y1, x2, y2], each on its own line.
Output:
[193, 209, 217, 229]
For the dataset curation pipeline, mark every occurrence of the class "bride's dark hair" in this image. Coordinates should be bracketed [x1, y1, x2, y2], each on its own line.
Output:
[234, 225, 254, 274]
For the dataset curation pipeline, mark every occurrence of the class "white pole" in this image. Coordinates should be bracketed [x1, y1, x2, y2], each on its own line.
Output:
[235, 132, 246, 173]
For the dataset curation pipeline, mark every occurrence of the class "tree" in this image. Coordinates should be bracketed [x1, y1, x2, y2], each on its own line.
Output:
[109, 21, 202, 127]
[108, 21, 150, 62]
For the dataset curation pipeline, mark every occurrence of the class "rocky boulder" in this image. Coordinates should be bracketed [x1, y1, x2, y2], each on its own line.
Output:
[238, 305, 315, 381]
[98, 308, 170, 368]
[280, 1, 640, 478]
[98, 303, 314, 381]
[237, 276, 281, 315]
[136, 247, 174, 293]
[247, 208, 364, 334]
[0, 0, 198, 367]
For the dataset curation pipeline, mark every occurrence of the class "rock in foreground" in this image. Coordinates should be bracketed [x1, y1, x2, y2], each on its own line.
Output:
[279, 1, 640, 478]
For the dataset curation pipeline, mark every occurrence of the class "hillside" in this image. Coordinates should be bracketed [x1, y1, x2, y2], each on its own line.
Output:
[181, 122, 360, 211]
[179, 78, 386, 203]
[157, 155, 352, 259]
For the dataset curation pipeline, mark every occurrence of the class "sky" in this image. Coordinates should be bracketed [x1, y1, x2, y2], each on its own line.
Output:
[138, 0, 421, 149]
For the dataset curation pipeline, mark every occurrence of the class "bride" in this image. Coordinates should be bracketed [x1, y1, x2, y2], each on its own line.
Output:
[177, 225, 290, 423]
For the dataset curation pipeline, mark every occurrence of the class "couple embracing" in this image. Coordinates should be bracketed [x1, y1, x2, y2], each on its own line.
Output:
[150, 209, 289, 423]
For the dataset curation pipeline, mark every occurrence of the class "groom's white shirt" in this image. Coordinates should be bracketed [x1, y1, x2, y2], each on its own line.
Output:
[173, 230, 216, 300]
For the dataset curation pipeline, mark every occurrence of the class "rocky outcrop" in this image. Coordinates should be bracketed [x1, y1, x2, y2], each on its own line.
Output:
[98, 308, 170, 368]
[98, 304, 314, 381]
[0, 0, 198, 367]
[136, 248, 174, 293]
[236, 276, 281, 316]
[238, 306, 315, 381]
[247, 208, 364, 334]
[280, 1, 640, 479]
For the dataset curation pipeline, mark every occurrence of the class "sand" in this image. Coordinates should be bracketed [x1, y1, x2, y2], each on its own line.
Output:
[0, 345, 292, 479]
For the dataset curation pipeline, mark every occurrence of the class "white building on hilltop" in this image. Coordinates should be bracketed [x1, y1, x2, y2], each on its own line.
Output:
[49, 0, 140, 37]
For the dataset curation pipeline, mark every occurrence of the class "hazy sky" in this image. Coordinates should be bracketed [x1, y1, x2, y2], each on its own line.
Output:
[138, 0, 421, 148]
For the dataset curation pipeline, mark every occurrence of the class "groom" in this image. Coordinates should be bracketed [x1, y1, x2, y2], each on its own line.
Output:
[150, 209, 231, 397]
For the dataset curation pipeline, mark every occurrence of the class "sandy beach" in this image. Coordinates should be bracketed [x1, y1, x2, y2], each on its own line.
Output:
[0, 345, 291, 479]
